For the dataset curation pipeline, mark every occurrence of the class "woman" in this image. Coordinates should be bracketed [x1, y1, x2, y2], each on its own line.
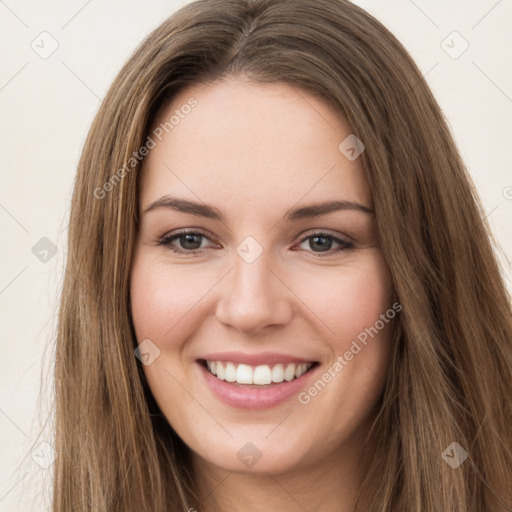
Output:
[53, 0, 512, 510]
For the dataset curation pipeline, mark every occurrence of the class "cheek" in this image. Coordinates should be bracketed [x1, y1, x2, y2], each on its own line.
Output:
[290, 251, 394, 422]
[290, 250, 393, 339]
[130, 256, 210, 343]
[131, 268, 171, 343]
[129, 244, 397, 470]
[129, 255, 203, 424]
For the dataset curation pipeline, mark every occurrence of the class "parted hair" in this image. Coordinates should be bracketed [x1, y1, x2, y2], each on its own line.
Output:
[53, 0, 512, 510]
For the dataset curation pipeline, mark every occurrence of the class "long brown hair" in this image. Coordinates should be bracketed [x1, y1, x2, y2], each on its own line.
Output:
[52, 0, 512, 510]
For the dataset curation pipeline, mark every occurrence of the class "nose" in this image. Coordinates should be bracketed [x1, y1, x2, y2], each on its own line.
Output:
[215, 249, 294, 334]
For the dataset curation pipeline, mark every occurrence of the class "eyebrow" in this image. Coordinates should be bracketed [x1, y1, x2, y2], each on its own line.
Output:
[143, 196, 374, 221]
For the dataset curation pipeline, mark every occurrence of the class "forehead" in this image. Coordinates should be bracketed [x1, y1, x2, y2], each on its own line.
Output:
[140, 77, 371, 212]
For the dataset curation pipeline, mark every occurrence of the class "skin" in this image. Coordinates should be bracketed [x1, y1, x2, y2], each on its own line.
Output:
[130, 77, 395, 511]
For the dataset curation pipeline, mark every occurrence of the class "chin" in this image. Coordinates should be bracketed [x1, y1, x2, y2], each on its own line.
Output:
[193, 438, 309, 475]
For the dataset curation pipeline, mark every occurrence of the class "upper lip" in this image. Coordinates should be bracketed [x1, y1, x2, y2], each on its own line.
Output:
[199, 351, 317, 366]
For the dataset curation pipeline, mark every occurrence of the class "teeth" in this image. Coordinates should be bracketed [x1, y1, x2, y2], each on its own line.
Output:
[236, 364, 253, 384]
[254, 365, 272, 385]
[216, 362, 226, 380]
[271, 364, 284, 383]
[225, 362, 237, 382]
[284, 363, 296, 381]
[295, 363, 308, 378]
[205, 360, 313, 385]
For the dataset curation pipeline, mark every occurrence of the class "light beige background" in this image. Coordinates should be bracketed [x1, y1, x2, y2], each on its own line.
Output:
[0, 1, 510, 510]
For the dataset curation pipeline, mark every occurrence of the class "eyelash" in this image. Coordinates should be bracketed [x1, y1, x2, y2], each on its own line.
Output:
[156, 229, 354, 257]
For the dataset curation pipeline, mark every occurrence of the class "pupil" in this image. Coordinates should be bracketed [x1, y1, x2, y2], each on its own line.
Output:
[181, 234, 201, 250]
[311, 236, 331, 252]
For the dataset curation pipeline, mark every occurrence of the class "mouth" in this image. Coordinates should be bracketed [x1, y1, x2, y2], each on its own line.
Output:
[199, 359, 319, 388]
[196, 351, 321, 409]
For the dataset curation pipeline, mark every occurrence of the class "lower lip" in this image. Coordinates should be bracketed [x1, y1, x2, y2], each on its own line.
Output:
[198, 361, 318, 410]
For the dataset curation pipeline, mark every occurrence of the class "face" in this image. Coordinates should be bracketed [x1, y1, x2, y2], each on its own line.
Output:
[130, 77, 395, 476]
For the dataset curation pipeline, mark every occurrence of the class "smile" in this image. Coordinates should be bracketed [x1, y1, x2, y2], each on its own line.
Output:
[204, 360, 314, 386]
[197, 352, 320, 409]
